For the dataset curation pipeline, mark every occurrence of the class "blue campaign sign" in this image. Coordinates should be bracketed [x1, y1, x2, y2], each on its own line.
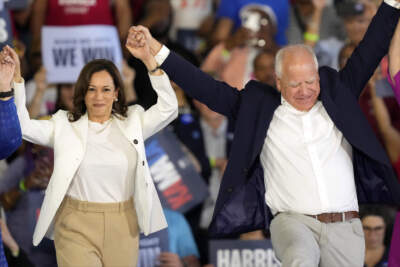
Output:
[145, 128, 208, 213]
[0, 7, 13, 48]
[138, 229, 169, 267]
[209, 239, 281, 267]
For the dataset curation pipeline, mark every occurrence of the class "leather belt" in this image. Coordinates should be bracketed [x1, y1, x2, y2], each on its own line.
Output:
[307, 211, 359, 223]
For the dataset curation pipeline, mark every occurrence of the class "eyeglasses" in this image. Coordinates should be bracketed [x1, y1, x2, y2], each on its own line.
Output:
[363, 226, 385, 232]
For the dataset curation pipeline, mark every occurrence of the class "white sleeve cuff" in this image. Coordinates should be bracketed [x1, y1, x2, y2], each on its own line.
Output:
[148, 72, 170, 84]
[384, 0, 400, 9]
[155, 45, 170, 66]
[12, 79, 25, 90]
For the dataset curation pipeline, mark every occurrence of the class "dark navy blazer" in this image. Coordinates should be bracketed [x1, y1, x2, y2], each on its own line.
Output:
[161, 2, 400, 237]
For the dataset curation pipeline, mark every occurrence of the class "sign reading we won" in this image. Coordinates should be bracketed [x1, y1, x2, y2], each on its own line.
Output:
[41, 25, 122, 84]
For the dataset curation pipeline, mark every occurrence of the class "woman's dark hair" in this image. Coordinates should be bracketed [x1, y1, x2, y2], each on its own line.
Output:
[54, 83, 72, 112]
[68, 59, 128, 122]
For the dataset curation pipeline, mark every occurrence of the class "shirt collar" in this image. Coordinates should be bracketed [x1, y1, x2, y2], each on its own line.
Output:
[280, 96, 322, 116]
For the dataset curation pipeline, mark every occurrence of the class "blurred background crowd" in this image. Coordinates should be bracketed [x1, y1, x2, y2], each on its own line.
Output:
[0, 0, 399, 266]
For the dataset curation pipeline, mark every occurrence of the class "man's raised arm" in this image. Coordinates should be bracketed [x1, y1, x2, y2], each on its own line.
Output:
[130, 26, 241, 120]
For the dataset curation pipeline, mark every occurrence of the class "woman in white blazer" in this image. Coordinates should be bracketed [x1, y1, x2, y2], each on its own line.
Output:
[5, 30, 178, 267]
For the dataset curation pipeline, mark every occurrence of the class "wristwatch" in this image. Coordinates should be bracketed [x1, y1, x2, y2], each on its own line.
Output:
[0, 88, 14, 98]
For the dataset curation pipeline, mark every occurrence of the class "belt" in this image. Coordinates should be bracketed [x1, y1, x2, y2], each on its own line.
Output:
[307, 211, 359, 223]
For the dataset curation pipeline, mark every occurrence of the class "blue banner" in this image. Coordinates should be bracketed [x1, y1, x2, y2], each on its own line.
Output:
[145, 128, 208, 213]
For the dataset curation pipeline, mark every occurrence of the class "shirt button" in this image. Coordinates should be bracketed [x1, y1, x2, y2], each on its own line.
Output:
[227, 187, 233, 193]
[133, 139, 138, 144]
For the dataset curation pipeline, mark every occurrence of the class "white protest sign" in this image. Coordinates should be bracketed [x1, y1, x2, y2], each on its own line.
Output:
[210, 239, 281, 267]
[42, 25, 122, 84]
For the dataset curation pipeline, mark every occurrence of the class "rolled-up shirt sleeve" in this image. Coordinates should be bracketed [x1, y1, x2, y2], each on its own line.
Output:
[0, 98, 22, 159]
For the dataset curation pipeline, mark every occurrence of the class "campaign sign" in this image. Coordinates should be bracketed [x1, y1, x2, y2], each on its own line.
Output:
[0, 7, 13, 48]
[138, 229, 169, 267]
[145, 128, 208, 213]
[4, 0, 29, 10]
[209, 239, 281, 267]
[41, 25, 122, 84]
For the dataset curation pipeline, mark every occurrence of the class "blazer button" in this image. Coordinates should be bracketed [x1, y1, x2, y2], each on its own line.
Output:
[133, 139, 138, 144]
[243, 168, 248, 174]
[227, 187, 233, 193]
[142, 161, 145, 166]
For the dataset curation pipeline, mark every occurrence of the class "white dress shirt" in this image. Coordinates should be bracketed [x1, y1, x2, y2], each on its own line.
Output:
[67, 118, 138, 202]
[261, 98, 358, 215]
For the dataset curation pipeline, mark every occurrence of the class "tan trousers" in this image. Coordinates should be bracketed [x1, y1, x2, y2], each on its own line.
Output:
[270, 212, 365, 267]
[54, 196, 139, 267]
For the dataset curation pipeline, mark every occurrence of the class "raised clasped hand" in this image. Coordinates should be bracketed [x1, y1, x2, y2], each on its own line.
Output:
[125, 26, 152, 62]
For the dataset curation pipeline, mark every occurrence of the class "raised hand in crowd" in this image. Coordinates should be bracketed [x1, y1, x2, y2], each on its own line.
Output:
[122, 59, 137, 104]
[312, 0, 327, 10]
[0, 47, 16, 99]
[369, 78, 400, 167]
[224, 27, 252, 51]
[28, 66, 48, 118]
[303, 0, 327, 47]
[388, 17, 400, 105]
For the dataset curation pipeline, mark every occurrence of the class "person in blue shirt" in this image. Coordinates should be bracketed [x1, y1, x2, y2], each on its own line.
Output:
[0, 46, 22, 160]
[212, 0, 289, 46]
[159, 209, 200, 267]
[138, 208, 200, 267]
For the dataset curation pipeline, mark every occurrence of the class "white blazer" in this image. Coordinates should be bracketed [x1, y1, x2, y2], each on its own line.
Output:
[13, 73, 178, 246]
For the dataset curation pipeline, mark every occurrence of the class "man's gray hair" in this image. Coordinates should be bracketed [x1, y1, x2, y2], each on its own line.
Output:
[275, 44, 319, 79]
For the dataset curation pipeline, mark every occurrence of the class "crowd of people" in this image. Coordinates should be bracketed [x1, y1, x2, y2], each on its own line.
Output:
[1, 0, 400, 266]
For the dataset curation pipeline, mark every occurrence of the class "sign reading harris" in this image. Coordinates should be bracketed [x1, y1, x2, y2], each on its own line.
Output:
[209, 239, 281, 267]
[41, 25, 122, 84]
[145, 128, 208, 213]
